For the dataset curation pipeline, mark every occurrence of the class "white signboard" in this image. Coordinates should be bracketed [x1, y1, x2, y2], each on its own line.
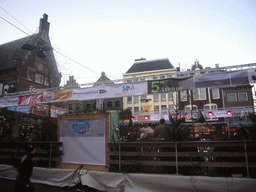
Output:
[72, 82, 148, 101]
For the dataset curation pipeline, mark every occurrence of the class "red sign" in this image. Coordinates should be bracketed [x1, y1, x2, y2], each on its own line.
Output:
[18, 94, 44, 105]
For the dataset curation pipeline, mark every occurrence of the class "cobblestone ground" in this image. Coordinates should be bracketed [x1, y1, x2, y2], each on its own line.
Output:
[0, 178, 103, 192]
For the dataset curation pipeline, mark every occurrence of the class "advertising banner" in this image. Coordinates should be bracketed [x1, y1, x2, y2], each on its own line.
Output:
[148, 77, 193, 93]
[72, 82, 148, 101]
[18, 93, 44, 105]
[0, 97, 19, 107]
[194, 70, 249, 88]
[7, 105, 31, 113]
[54, 89, 73, 102]
[60, 118, 106, 165]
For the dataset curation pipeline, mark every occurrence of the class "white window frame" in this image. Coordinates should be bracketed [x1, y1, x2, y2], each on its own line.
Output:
[161, 94, 166, 102]
[212, 88, 220, 99]
[154, 94, 159, 102]
[161, 105, 167, 113]
[154, 105, 159, 113]
[134, 96, 139, 103]
[35, 73, 44, 84]
[184, 105, 198, 112]
[204, 103, 217, 111]
[180, 90, 187, 101]
[168, 92, 174, 101]
[140, 95, 146, 103]
[193, 88, 206, 100]
[227, 93, 237, 102]
[127, 97, 132, 104]
[238, 93, 248, 102]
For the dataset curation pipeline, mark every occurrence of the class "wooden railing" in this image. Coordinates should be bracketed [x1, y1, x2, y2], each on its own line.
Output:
[108, 140, 256, 177]
[0, 141, 63, 168]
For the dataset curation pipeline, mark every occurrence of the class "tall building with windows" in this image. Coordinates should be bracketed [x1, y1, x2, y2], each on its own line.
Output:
[0, 14, 61, 94]
[123, 58, 178, 120]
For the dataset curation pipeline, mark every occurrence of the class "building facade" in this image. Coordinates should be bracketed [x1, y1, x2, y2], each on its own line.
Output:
[0, 14, 61, 95]
[123, 58, 179, 120]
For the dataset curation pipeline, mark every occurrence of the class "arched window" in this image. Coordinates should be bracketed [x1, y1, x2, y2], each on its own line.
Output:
[204, 104, 217, 111]
[115, 100, 120, 107]
[107, 101, 113, 108]
[86, 103, 91, 110]
[184, 105, 198, 112]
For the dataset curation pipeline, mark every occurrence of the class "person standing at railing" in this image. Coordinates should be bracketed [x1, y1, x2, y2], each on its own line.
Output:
[140, 123, 154, 140]
[154, 119, 167, 139]
[14, 145, 36, 192]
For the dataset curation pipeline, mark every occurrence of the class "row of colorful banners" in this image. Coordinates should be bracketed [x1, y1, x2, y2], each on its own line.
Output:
[0, 82, 148, 108]
[0, 69, 254, 108]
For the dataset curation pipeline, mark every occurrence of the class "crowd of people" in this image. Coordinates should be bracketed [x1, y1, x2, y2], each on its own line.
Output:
[139, 118, 167, 140]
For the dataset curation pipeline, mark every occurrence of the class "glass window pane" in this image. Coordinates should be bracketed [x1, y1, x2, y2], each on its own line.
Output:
[127, 97, 132, 104]
[134, 96, 139, 103]
[161, 94, 166, 101]
[168, 92, 173, 101]
[227, 93, 237, 102]
[238, 93, 247, 101]
[154, 94, 159, 102]
[181, 91, 187, 101]
[212, 88, 219, 99]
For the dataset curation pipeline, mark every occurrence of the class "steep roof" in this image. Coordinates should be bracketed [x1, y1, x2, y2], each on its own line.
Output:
[93, 72, 114, 86]
[125, 58, 174, 74]
[0, 34, 39, 71]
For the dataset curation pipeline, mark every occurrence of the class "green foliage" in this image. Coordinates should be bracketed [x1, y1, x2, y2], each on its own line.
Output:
[166, 111, 191, 141]
[115, 109, 137, 142]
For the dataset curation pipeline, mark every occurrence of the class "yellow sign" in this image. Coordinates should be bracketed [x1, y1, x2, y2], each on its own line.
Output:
[141, 104, 152, 113]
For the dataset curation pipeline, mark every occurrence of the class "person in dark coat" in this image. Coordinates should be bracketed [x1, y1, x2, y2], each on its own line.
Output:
[154, 118, 167, 139]
[14, 145, 36, 192]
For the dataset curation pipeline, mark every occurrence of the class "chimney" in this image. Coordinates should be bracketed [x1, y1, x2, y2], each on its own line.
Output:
[39, 13, 50, 39]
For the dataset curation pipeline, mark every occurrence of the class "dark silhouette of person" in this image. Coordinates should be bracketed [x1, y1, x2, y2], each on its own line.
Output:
[14, 145, 36, 192]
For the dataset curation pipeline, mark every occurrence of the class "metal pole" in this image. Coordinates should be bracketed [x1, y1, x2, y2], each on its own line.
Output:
[119, 143, 121, 170]
[175, 142, 178, 175]
[49, 143, 53, 168]
[244, 141, 250, 177]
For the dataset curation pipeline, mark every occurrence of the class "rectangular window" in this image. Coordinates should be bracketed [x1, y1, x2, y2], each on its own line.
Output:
[180, 91, 187, 101]
[127, 97, 132, 104]
[134, 107, 139, 114]
[238, 93, 248, 101]
[134, 96, 139, 103]
[168, 92, 174, 101]
[161, 94, 166, 102]
[35, 73, 44, 84]
[28, 71, 34, 81]
[154, 105, 159, 113]
[44, 77, 49, 86]
[227, 93, 237, 102]
[154, 94, 159, 102]
[212, 88, 220, 99]
[168, 105, 174, 112]
[161, 105, 167, 113]
[68, 104, 73, 111]
[127, 107, 132, 112]
[193, 88, 206, 100]
[75, 103, 80, 111]
[35, 61, 45, 72]
[140, 95, 146, 103]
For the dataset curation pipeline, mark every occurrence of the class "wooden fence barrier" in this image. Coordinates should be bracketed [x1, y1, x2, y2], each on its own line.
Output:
[0, 141, 63, 168]
[108, 140, 256, 177]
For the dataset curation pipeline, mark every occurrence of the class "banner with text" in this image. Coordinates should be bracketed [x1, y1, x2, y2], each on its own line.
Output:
[148, 77, 194, 94]
[194, 70, 250, 88]
[60, 118, 106, 165]
[71, 81, 148, 100]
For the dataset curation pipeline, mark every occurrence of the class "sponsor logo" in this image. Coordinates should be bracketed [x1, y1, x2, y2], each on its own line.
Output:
[44, 92, 54, 102]
[122, 84, 135, 92]
[99, 89, 107, 94]
[72, 121, 90, 134]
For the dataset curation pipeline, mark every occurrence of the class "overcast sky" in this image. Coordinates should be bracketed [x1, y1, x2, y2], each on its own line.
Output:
[1, 0, 256, 86]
